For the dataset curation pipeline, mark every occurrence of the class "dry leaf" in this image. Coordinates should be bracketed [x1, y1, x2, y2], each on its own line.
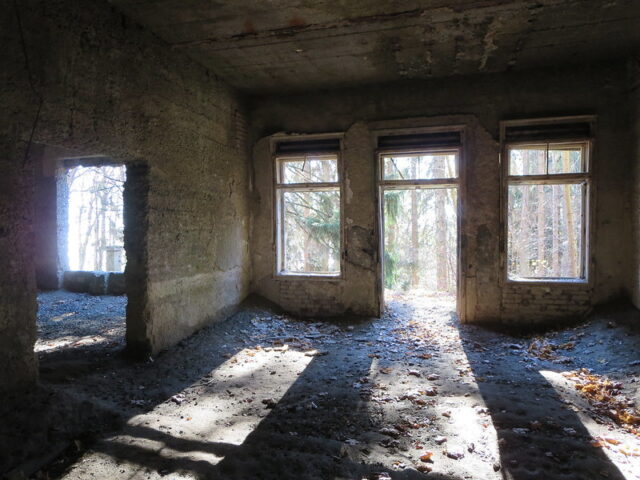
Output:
[419, 451, 433, 462]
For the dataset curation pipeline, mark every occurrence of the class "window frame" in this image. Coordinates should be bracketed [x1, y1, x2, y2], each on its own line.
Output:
[377, 146, 462, 310]
[273, 151, 344, 279]
[502, 139, 592, 284]
[378, 148, 461, 187]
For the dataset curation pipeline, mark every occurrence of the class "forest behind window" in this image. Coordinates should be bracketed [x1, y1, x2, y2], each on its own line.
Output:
[381, 151, 458, 296]
[276, 154, 340, 275]
[507, 143, 588, 280]
[67, 165, 126, 272]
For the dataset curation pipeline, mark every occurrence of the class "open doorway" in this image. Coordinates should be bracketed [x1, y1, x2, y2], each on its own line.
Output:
[379, 148, 460, 316]
[35, 158, 128, 357]
[66, 164, 127, 273]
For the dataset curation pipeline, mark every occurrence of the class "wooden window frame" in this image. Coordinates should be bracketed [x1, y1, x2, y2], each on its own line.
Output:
[274, 151, 344, 279]
[502, 139, 592, 284]
[377, 146, 463, 311]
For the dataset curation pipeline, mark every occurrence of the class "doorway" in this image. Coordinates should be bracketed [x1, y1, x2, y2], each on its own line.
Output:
[35, 159, 128, 357]
[379, 148, 460, 315]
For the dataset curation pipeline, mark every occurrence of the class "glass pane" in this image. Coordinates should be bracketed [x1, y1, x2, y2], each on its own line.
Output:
[383, 188, 457, 295]
[508, 183, 584, 279]
[382, 153, 457, 180]
[282, 190, 340, 274]
[280, 156, 338, 184]
[548, 145, 584, 174]
[509, 147, 546, 176]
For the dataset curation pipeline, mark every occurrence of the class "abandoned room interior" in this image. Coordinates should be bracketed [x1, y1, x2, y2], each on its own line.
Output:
[2, 0, 640, 478]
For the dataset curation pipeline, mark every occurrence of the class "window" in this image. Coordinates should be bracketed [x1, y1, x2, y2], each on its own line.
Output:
[275, 153, 341, 276]
[382, 150, 458, 181]
[65, 164, 127, 272]
[506, 142, 590, 281]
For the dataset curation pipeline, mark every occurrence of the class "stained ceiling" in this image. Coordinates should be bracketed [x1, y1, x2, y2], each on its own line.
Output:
[109, 0, 640, 93]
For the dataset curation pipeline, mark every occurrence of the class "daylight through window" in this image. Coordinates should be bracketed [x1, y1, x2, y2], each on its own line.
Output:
[506, 142, 589, 281]
[276, 154, 341, 275]
[380, 149, 459, 297]
[67, 165, 127, 272]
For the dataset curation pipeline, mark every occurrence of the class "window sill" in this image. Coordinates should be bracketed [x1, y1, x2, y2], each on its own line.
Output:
[275, 272, 343, 281]
[505, 277, 588, 286]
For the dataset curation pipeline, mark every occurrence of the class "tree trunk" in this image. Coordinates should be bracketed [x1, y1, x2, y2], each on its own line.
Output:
[410, 159, 419, 287]
[563, 151, 577, 276]
[552, 187, 560, 274]
[536, 151, 546, 275]
[435, 189, 449, 291]
[518, 157, 531, 276]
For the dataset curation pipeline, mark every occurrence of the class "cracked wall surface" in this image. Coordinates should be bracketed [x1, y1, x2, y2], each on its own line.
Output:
[1, 0, 251, 388]
[249, 61, 633, 323]
[251, 123, 379, 317]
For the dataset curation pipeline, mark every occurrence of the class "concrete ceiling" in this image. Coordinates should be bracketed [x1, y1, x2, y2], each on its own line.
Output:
[110, 0, 640, 93]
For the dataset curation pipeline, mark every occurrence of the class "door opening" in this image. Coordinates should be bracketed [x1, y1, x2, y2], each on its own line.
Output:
[379, 148, 460, 315]
[35, 159, 128, 359]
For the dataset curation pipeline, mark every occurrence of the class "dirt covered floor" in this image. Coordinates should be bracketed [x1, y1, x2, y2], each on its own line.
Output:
[2, 293, 640, 479]
[36, 290, 127, 356]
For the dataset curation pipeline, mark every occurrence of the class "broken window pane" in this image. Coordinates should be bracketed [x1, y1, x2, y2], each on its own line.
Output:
[507, 183, 584, 279]
[548, 146, 584, 174]
[280, 155, 338, 184]
[509, 147, 546, 176]
[382, 153, 457, 181]
[67, 165, 126, 272]
[282, 190, 340, 274]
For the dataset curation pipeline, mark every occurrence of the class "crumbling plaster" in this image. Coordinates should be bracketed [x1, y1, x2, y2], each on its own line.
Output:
[249, 61, 634, 323]
[1, 0, 251, 389]
[109, 0, 640, 94]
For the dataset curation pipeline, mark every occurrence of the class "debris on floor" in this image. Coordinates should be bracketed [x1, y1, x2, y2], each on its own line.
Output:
[1, 293, 639, 479]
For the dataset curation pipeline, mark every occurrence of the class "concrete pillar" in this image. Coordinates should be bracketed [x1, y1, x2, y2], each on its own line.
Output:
[124, 163, 151, 357]
[0, 140, 38, 390]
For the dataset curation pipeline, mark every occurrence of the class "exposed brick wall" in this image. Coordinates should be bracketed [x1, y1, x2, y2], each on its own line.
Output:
[277, 280, 345, 317]
[501, 284, 591, 323]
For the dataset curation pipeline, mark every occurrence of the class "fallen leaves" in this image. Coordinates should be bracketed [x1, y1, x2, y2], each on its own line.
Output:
[419, 451, 434, 462]
[528, 338, 575, 362]
[591, 436, 640, 457]
[562, 369, 640, 435]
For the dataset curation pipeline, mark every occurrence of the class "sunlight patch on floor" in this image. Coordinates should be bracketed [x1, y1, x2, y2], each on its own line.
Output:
[365, 299, 501, 477]
[61, 347, 314, 479]
[540, 370, 640, 479]
[35, 332, 120, 352]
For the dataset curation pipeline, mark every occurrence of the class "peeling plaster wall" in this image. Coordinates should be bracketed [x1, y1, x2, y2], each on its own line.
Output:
[251, 123, 379, 317]
[1, 0, 250, 388]
[249, 62, 632, 323]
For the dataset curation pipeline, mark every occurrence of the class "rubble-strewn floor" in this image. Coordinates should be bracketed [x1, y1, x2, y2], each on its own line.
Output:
[2, 293, 640, 479]
[36, 290, 127, 356]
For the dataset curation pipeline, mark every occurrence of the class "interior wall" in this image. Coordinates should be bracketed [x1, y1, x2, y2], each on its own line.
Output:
[251, 124, 380, 317]
[631, 57, 640, 308]
[0, 139, 39, 390]
[1, 0, 251, 388]
[34, 146, 61, 290]
[249, 61, 633, 323]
